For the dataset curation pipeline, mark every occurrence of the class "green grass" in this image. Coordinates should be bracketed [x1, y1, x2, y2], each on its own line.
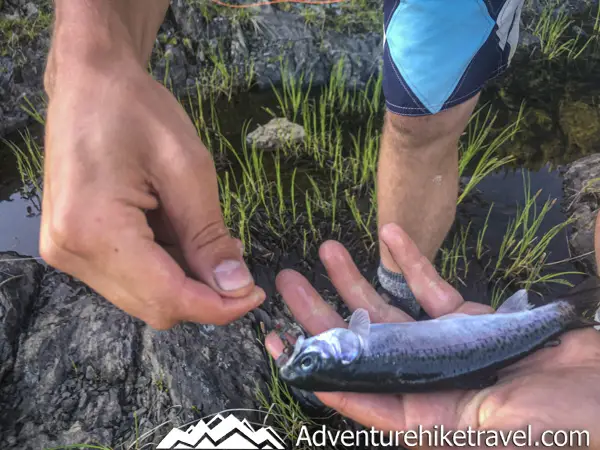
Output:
[21, 95, 47, 126]
[2, 128, 44, 193]
[457, 102, 523, 204]
[485, 173, 582, 308]
[0, 9, 53, 57]
[490, 173, 581, 288]
[7, 55, 578, 294]
[255, 354, 322, 449]
[531, 0, 600, 61]
[310, 0, 382, 34]
[439, 222, 472, 288]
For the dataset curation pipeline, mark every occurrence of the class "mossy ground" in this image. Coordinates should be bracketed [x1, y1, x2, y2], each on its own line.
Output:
[0, 0, 53, 58]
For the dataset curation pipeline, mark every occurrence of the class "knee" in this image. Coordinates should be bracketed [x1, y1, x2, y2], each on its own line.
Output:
[383, 95, 479, 151]
[384, 112, 446, 150]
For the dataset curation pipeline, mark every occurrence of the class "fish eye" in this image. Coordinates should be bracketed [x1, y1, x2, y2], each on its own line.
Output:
[300, 355, 316, 371]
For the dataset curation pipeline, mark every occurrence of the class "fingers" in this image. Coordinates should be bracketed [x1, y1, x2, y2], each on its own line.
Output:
[380, 223, 466, 318]
[317, 392, 406, 432]
[266, 268, 409, 432]
[275, 269, 347, 334]
[40, 202, 264, 329]
[454, 301, 495, 316]
[153, 133, 255, 299]
[319, 241, 412, 323]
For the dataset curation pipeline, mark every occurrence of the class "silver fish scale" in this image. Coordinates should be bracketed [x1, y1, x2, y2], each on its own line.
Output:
[345, 303, 568, 384]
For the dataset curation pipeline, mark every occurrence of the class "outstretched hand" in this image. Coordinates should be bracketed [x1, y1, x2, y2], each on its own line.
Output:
[265, 223, 600, 449]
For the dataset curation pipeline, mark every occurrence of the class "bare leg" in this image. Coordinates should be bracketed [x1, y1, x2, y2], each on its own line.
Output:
[376, 94, 480, 317]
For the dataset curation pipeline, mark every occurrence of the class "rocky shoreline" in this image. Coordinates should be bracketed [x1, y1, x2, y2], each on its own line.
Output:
[0, 252, 276, 449]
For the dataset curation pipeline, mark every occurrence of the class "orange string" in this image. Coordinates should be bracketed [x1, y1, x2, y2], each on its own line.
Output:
[209, 0, 345, 8]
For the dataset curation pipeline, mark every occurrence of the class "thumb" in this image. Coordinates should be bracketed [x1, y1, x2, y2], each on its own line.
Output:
[155, 145, 255, 298]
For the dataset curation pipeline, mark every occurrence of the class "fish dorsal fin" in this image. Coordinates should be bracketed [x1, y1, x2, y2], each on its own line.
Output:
[496, 289, 533, 314]
[348, 308, 370, 341]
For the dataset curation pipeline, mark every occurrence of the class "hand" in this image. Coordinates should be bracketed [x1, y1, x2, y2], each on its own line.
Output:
[265, 223, 600, 449]
[40, 57, 265, 329]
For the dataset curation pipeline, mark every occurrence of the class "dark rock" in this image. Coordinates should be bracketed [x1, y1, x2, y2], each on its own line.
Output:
[85, 365, 96, 381]
[0, 254, 273, 448]
[0, 251, 43, 382]
[562, 154, 600, 274]
[22, 2, 37, 18]
[0, 0, 52, 137]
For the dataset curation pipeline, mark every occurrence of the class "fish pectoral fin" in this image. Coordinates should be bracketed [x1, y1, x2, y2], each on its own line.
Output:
[348, 308, 371, 340]
[452, 373, 499, 390]
[496, 289, 533, 314]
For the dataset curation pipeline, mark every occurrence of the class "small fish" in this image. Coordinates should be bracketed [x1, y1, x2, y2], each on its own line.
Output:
[278, 277, 600, 393]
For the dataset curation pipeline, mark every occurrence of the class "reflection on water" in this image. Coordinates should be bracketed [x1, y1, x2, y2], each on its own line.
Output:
[482, 52, 600, 169]
[0, 189, 41, 258]
[457, 163, 584, 302]
[0, 139, 42, 257]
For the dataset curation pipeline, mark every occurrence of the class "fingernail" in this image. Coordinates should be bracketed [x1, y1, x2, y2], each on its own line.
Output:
[213, 260, 253, 291]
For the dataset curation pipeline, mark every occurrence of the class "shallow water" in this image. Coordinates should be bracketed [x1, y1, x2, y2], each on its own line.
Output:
[1, 49, 599, 297]
[0, 136, 42, 258]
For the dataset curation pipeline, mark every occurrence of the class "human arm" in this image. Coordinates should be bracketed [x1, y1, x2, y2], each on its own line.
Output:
[40, 0, 265, 328]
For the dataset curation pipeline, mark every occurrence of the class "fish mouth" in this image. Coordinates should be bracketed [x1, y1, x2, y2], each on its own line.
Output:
[277, 355, 300, 382]
[279, 363, 295, 381]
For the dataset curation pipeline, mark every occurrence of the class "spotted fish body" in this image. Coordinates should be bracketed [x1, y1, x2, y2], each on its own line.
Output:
[278, 278, 600, 393]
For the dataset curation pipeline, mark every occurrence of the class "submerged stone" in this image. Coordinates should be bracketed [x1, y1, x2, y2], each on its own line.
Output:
[559, 101, 600, 152]
[246, 117, 306, 151]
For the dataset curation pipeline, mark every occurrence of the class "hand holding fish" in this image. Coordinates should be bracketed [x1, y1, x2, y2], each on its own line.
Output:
[265, 223, 600, 449]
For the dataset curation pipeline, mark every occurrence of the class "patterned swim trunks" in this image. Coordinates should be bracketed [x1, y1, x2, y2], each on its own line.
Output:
[383, 0, 525, 116]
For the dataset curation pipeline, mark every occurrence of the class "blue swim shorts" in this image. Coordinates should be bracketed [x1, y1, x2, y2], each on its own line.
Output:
[383, 0, 525, 116]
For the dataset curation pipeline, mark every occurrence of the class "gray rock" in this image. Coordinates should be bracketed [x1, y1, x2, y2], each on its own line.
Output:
[562, 154, 600, 274]
[0, 253, 272, 449]
[0, 251, 43, 383]
[22, 2, 37, 17]
[246, 117, 306, 151]
[85, 365, 97, 381]
[518, 30, 541, 50]
[0, 0, 50, 137]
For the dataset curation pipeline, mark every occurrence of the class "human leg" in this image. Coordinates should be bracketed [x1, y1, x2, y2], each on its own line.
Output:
[377, 0, 525, 318]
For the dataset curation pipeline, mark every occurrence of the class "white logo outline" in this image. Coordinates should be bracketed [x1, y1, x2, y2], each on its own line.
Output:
[156, 412, 287, 449]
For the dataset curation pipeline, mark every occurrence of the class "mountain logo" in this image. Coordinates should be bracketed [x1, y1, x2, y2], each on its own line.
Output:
[156, 413, 287, 449]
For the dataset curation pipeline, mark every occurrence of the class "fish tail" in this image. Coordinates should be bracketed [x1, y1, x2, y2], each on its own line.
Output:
[551, 276, 600, 329]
